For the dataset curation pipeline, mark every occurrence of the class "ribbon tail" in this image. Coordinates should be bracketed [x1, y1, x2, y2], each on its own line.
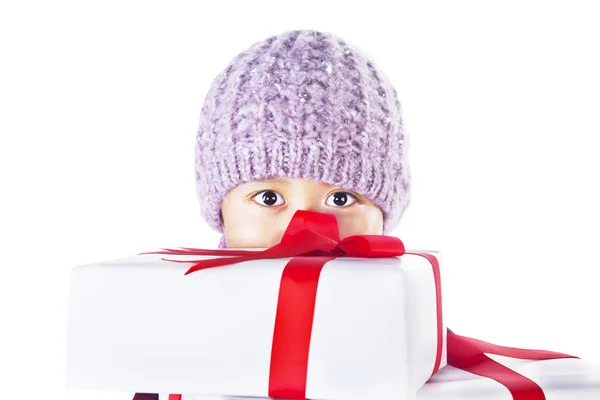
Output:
[447, 332, 579, 400]
[449, 332, 577, 361]
[449, 349, 547, 400]
[184, 255, 255, 274]
[181, 241, 318, 274]
[139, 248, 259, 256]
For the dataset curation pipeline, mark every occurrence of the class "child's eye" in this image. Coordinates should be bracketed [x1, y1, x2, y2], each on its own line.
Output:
[325, 192, 357, 207]
[252, 190, 285, 206]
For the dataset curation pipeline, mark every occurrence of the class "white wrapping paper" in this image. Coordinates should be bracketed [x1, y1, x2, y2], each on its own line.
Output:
[67, 249, 445, 399]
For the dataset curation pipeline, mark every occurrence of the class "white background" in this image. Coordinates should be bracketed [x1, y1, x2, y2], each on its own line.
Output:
[1, 0, 599, 399]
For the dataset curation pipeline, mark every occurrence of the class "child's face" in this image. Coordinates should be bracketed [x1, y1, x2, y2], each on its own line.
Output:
[220, 178, 383, 248]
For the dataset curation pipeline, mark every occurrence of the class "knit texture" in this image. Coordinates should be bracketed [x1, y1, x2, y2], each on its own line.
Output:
[195, 29, 411, 234]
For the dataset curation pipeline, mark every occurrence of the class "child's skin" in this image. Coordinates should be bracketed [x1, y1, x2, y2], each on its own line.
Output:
[220, 177, 383, 248]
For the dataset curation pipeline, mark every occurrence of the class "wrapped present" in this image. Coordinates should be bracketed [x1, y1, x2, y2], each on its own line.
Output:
[66, 210, 445, 399]
[418, 331, 600, 399]
[159, 333, 600, 400]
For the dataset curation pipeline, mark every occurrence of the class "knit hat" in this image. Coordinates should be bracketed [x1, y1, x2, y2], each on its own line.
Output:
[195, 29, 411, 234]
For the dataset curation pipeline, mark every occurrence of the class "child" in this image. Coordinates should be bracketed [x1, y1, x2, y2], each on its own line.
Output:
[133, 28, 410, 400]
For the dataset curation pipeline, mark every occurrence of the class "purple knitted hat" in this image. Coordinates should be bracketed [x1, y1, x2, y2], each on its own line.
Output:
[195, 29, 411, 234]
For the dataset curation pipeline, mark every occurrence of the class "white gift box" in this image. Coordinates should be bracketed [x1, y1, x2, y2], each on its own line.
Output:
[158, 357, 600, 400]
[418, 355, 600, 399]
[66, 249, 445, 399]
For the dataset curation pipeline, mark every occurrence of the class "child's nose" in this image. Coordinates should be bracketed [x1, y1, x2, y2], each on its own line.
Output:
[275, 199, 324, 228]
[287, 198, 324, 215]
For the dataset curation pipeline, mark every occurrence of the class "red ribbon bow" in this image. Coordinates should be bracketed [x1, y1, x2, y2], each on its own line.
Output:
[140, 210, 443, 399]
[140, 210, 406, 274]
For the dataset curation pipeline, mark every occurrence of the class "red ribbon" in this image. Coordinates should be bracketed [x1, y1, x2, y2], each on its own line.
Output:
[405, 251, 444, 378]
[140, 210, 444, 399]
[447, 331, 577, 400]
[140, 211, 406, 275]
